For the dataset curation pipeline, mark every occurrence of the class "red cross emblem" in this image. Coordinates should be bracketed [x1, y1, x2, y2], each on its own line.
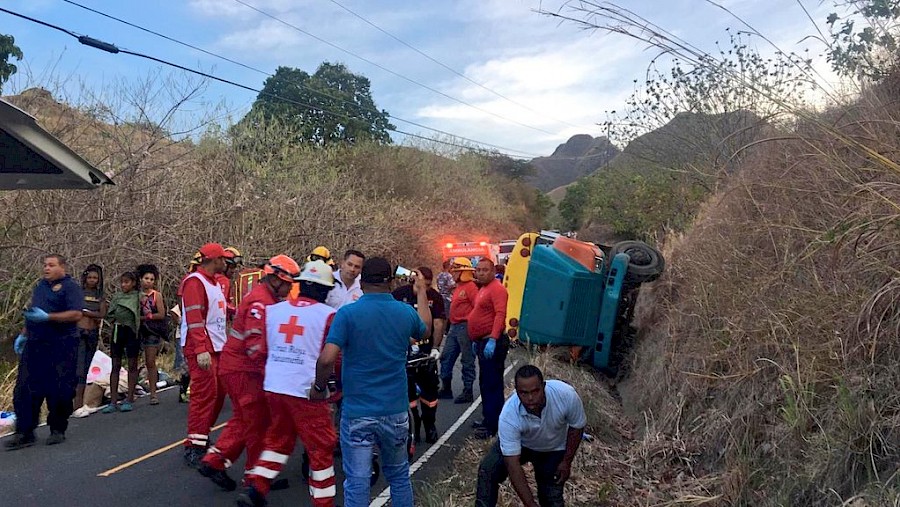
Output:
[278, 315, 305, 344]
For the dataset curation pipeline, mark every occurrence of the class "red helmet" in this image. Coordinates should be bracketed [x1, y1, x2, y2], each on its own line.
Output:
[263, 254, 301, 283]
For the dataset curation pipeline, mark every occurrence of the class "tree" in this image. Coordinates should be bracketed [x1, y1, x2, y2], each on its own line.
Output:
[558, 180, 589, 231]
[241, 62, 394, 146]
[481, 151, 535, 180]
[0, 34, 23, 94]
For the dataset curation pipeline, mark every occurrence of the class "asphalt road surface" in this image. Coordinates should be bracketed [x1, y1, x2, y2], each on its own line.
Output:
[0, 355, 520, 506]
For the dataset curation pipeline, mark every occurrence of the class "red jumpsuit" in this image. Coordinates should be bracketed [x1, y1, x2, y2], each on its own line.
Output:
[181, 269, 228, 451]
[201, 282, 277, 477]
[244, 296, 337, 506]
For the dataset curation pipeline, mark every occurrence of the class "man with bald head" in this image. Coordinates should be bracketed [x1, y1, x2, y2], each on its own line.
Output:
[468, 257, 509, 440]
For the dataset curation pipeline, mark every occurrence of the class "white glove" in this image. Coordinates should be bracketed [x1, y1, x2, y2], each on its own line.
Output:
[429, 348, 441, 361]
[197, 351, 212, 370]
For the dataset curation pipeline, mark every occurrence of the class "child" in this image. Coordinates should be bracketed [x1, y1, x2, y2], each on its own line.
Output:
[102, 272, 141, 413]
[137, 264, 166, 406]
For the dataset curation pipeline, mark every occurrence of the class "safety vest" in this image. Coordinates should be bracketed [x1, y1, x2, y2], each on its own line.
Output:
[180, 272, 228, 352]
[263, 298, 335, 398]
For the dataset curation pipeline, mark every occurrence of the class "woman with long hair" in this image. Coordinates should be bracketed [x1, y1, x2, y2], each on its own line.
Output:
[136, 264, 166, 406]
[74, 264, 106, 412]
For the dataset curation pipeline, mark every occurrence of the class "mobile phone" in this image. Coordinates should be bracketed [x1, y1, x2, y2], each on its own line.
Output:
[395, 266, 412, 277]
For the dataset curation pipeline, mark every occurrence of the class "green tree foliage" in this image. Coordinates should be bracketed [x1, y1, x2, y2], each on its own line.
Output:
[240, 62, 394, 146]
[0, 34, 23, 94]
[481, 151, 536, 180]
[827, 0, 900, 81]
[558, 180, 589, 231]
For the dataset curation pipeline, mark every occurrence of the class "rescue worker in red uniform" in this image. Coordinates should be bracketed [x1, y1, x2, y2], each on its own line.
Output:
[238, 260, 338, 507]
[198, 255, 301, 491]
[181, 243, 229, 468]
[217, 247, 243, 320]
[176, 251, 203, 403]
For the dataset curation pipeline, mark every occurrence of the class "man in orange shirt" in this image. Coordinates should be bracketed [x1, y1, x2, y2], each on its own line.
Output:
[438, 257, 479, 404]
[468, 258, 509, 440]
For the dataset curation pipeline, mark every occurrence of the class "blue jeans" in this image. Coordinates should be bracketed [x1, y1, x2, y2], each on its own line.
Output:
[341, 411, 413, 507]
[440, 322, 475, 390]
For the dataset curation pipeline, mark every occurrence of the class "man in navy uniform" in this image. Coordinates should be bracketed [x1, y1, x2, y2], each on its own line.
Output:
[6, 254, 84, 450]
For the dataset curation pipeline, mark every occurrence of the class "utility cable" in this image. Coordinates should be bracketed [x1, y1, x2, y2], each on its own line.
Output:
[229, 0, 562, 136]
[326, 0, 594, 132]
[0, 6, 541, 157]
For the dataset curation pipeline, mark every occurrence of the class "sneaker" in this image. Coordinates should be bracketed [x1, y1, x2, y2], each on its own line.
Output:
[101, 403, 118, 414]
[4, 433, 35, 451]
[236, 486, 267, 507]
[183, 446, 205, 469]
[470, 419, 485, 429]
[198, 462, 236, 491]
[45, 431, 66, 446]
[425, 427, 439, 444]
[72, 406, 91, 418]
[454, 389, 474, 404]
[119, 401, 133, 412]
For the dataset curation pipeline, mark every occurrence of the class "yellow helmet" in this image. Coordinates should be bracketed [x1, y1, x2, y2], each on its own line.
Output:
[307, 246, 336, 267]
[450, 257, 475, 271]
[189, 251, 202, 266]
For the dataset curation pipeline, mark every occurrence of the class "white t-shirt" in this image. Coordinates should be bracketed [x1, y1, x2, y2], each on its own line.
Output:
[498, 380, 586, 456]
[325, 269, 363, 309]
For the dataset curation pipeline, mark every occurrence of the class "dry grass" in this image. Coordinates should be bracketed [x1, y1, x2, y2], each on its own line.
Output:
[617, 73, 900, 505]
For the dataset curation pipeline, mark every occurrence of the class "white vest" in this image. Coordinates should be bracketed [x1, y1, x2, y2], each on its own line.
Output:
[180, 272, 228, 352]
[264, 298, 335, 398]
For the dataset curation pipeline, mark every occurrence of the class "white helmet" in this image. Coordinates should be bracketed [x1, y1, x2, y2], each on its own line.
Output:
[299, 259, 335, 287]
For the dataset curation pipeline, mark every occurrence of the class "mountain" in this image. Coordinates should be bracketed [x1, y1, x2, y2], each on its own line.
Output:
[528, 134, 619, 191]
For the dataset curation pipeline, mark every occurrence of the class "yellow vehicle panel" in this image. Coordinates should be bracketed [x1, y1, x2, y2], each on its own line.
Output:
[502, 232, 538, 339]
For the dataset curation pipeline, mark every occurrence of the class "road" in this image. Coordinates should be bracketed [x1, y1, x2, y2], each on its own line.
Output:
[0, 357, 519, 506]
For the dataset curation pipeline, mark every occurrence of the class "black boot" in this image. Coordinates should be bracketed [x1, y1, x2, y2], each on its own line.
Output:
[454, 388, 474, 404]
[236, 485, 267, 507]
[425, 425, 439, 444]
[4, 433, 35, 451]
[199, 462, 237, 491]
[421, 404, 438, 443]
[437, 379, 453, 399]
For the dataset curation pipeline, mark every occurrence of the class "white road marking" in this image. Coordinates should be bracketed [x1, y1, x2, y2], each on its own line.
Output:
[369, 360, 519, 507]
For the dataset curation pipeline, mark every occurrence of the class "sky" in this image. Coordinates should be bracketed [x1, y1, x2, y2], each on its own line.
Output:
[1, 0, 838, 158]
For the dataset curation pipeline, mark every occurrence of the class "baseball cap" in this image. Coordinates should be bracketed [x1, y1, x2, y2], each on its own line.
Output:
[198, 242, 227, 259]
[360, 257, 393, 284]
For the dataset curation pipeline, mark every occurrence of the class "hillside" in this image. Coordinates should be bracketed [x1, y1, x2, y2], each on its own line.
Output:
[558, 110, 767, 240]
[0, 86, 537, 346]
[528, 134, 619, 191]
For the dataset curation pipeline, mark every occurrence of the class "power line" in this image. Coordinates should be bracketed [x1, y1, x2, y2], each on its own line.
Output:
[326, 0, 594, 132]
[229, 0, 562, 137]
[0, 6, 542, 158]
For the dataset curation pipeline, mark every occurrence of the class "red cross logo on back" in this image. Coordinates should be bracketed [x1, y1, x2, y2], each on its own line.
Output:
[278, 315, 305, 344]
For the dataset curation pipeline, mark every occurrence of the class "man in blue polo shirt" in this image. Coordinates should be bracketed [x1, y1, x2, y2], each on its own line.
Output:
[312, 256, 432, 507]
[6, 254, 84, 451]
[476, 365, 586, 507]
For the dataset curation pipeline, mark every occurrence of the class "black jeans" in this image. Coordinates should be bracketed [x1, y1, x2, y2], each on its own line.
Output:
[475, 334, 509, 434]
[476, 439, 565, 507]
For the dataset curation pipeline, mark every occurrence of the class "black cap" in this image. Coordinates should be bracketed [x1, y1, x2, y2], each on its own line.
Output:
[361, 257, 393, 284]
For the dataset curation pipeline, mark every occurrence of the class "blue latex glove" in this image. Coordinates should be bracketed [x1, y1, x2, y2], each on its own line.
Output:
[483, 338, 496, 360]
[14, 334, 27, 355]
[23, 307, 49, 323]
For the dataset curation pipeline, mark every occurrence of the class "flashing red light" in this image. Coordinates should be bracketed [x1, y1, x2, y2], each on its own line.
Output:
[508, 328, 518, 339]
[521, 237, 532, 247]
[520, 248, 530, 258]
[509, 318, 519, 328]
[479, 241, 487, 246]
[445, 243, 454, 249]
